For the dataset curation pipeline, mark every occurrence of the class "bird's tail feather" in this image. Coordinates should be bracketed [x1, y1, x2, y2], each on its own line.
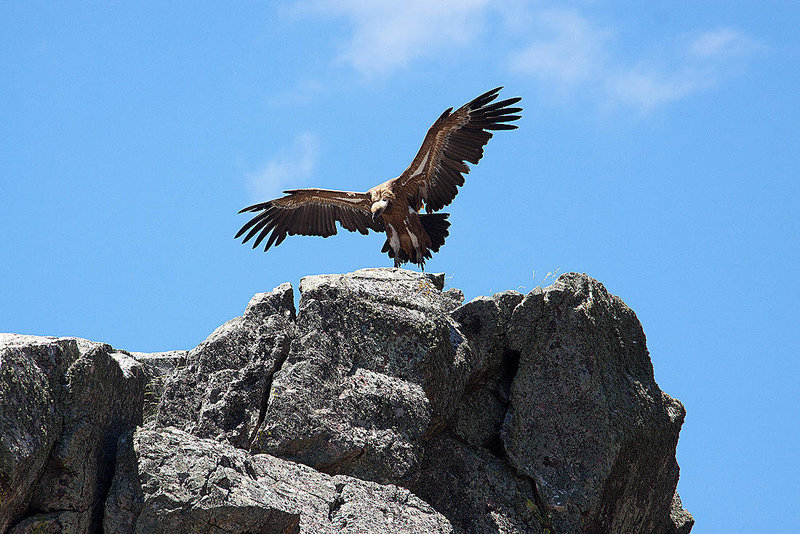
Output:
[380, 213, 450, 269]
[419, 213, 450, 253]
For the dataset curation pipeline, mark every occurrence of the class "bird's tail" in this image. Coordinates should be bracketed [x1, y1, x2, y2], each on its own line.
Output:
[380, 213, 451, 269]
[419, 213, 450, 253]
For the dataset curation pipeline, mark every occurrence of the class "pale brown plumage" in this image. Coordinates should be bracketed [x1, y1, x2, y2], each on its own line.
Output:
[236, 87, 521, 268]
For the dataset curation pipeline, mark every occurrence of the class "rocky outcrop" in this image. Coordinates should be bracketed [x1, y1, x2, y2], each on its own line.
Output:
[0, 336, 151, 532]
[503, 275, 687, 533]
[0, 269, 693, 533]
[155, 282, 295, 448]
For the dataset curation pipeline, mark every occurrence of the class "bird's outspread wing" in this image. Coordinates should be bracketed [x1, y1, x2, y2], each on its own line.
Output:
[236, 189, 382, 251]
[397, 87, 521, 212]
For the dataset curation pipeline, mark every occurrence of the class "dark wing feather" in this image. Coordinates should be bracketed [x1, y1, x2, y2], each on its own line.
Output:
[236, 189, 382, 251]
[398, 87, 521, 212]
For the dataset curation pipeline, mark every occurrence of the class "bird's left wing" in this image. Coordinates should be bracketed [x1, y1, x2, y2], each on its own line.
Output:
[236, 188, 382, 251]
[397, 87, 521, 212]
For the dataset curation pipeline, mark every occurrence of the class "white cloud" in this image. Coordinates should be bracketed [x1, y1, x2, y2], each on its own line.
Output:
[286, 1, 762, 112]
[508, 9, 611, 86]
[688, 28, 763, 59]
[605, 69, 706, 112]
[508, 8, 762, 112]
[247, 133, 319, 200]
[288, 0, 492, 78]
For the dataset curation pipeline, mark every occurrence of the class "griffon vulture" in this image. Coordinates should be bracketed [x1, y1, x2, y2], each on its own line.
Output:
[236, 87, 521, 268]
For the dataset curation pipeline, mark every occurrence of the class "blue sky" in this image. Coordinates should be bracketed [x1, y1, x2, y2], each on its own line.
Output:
[1, 2, 798, 531]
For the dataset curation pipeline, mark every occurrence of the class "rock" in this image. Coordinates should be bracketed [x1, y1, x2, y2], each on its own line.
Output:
[0, 335, 146, 532]
[398, 290, 547, 533]
[408, 434, 547, 533]
[9, 511, 90, 534]
[104, 426, 453, 533]
[250, 269, 472, 484]
[127, 350, 187, 424]
[440, 287, 465, 312]
[1, 269, 692, 533]
[668, 492, 695, 534]
[155, 283, 295, 448]
[449, 291, 524, 452]
[504, 273, 687, 533]
[0, 335, 79, 533]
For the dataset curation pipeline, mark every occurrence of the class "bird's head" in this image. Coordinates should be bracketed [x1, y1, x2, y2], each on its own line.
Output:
[371, 199, 389, 222]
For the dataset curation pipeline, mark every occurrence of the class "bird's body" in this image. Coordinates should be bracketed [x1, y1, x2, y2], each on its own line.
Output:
[236, 87, 521, 268]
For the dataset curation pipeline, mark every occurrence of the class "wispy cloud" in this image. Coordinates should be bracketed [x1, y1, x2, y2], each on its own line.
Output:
[688, 27, 764, 59]
[286, 1, 762, 112]
[508, 9, 611, 87]
[509, 8, 763, 112]
[287, 0, 492, 78]
[605, 69, 704, 112]
[247, 133, 319, 200]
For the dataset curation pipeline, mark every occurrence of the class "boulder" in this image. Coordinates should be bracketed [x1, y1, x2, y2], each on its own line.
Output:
[0, 335, 146, 532]
[103, 426, 453, 533]
[155, 283, 295, 448]
[249, 269, 472, 484]
[504, 273, 689, 532]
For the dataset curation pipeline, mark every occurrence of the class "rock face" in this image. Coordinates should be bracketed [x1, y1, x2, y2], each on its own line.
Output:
[504, 274, 687, 533]
[0, 335, 150, 532]
[103, 427, 452, 534]
[0, 269, 693, 533]
[155, 283, 295, 448]
[249, 270, 470, 485]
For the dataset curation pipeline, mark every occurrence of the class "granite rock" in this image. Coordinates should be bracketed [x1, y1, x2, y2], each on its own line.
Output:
[1, 269, 692, 533]
[250, 269, 472, 484]
[103, 426, 453, 533]
[155, 283, 295, 448]
[0, 335, 146, 532]
[504, 273, 688, 533]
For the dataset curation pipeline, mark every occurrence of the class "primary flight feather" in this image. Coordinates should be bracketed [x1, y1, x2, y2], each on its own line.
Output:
[236, 87, 522, 268]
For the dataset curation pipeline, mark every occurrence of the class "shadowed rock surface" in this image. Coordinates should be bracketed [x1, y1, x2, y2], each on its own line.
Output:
[0, 269, 693, 533]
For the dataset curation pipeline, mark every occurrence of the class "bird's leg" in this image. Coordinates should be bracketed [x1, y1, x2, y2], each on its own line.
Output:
[394, 258, 400, 268]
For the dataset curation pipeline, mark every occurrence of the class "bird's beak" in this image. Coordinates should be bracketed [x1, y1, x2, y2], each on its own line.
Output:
[371, 200, 388, 222]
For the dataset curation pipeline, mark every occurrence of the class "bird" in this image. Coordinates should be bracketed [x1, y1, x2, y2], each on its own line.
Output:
[235, 87, 521, 269]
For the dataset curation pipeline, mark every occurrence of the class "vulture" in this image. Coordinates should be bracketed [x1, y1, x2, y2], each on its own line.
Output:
[236, 87, 521, 268]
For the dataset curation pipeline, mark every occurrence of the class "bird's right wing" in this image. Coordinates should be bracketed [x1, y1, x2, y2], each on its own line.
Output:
[236, 188, 383, 251]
